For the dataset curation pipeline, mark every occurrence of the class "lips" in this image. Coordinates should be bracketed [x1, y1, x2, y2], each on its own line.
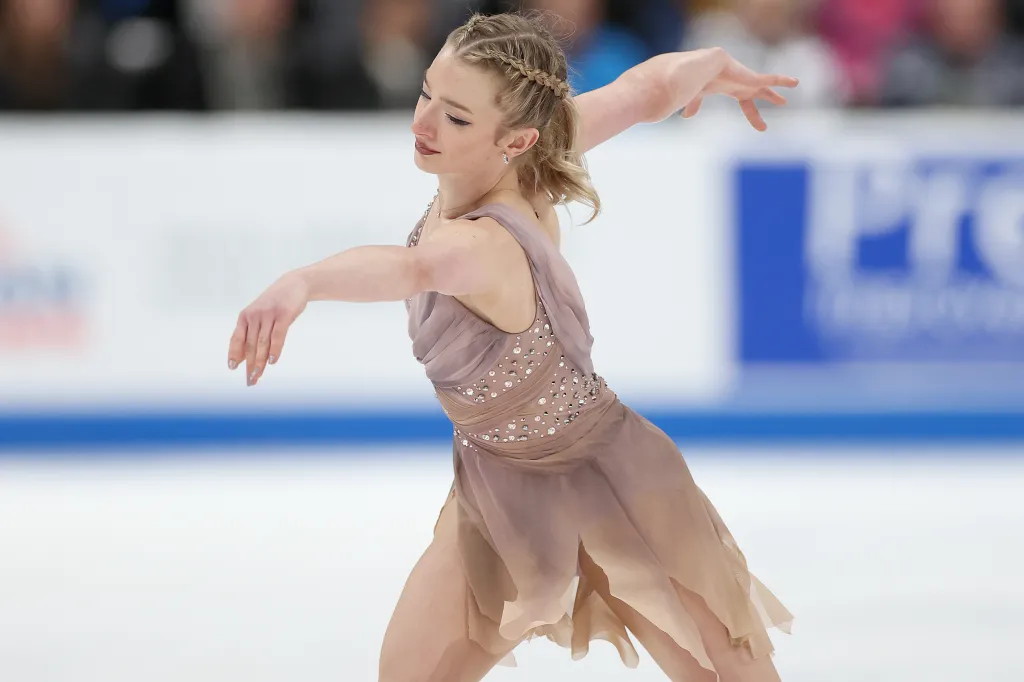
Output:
[415, 140, 439, 155]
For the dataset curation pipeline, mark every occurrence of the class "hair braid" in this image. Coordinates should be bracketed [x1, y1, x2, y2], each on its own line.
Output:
[464, 13, 486, 34]
[479, 47, 569, 99]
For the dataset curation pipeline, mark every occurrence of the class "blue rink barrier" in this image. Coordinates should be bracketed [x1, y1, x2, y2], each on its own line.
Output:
[1, 409, 1023, 453]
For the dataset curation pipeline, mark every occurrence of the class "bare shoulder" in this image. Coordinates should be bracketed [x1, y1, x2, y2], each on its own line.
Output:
[425, 214, 523, 262]
[429, 214, 506, 242]
[497, 193, 561, 249]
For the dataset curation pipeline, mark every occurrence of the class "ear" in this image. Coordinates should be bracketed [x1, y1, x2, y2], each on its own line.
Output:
[502, 127, 541, 160]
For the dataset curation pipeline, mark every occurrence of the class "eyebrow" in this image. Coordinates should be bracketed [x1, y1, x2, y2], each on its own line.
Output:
[423, 72, 475, 115]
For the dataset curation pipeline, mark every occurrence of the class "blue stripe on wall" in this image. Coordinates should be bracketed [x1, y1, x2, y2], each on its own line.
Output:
[2, 409, 1023, 453]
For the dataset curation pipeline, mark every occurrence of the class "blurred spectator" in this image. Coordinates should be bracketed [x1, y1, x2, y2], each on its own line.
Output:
[0, 0, 74, 109]
[0, 0, 207, 111]
[186, 0, 439, 111]
[182, 0, 297, 109]
[278, 0, 435, 110]
[4, 0, 1020, 112]
[526, 0, 649, 94]
[606, 0, 687, 57]
[683, 0, 848, 107]
[79, 0, 208, 110]
[879, 0, 1024, 106]
[356, 0, 433, 107]
[816, 0, 921, 106]
[1011, 0, 1024, 34]
[688, 0, 731, 9]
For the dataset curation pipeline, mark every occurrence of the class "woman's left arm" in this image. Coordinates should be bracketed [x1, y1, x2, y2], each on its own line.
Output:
[574, 47, 799, 154]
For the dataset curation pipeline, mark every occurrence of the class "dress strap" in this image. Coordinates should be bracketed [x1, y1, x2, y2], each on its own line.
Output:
[462, 203, 596, 377]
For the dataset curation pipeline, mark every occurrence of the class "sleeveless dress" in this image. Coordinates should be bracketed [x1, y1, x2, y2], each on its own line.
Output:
[403, 201, 793, 671]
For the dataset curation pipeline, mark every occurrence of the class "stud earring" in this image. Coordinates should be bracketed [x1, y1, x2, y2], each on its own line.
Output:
[503, 152, 509, 165]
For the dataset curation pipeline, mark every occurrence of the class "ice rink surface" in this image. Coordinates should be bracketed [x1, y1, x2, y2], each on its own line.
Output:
[2, 445, 1023, 682]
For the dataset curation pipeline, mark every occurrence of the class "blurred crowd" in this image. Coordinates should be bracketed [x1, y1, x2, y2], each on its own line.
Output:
[1, 0, 1023, 112]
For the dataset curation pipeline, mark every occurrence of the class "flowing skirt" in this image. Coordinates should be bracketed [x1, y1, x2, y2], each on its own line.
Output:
[381, 399, 793, 680]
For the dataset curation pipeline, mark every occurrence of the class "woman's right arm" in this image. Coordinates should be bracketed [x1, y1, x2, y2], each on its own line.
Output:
[227, 218, 516, 386]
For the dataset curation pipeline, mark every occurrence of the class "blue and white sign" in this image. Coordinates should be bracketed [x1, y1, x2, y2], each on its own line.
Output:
[734, 150, 1024, 406]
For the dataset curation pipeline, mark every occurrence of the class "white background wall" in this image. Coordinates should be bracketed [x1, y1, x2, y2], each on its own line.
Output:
[2, 111, 1023, 416]
[0, 115, 737, 412]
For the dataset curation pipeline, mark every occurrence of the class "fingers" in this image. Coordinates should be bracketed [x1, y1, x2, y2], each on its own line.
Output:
[740, 100, 767, 132]
[267, 319, 288, 368]
[758, 87, 787, 107]
[681, 96, 703, 119]
[230, 308, 290, 387]
[766, 74, 799, 89]
[245, 317, 261, 386]
[250, 318, 275, 386]
[228, 317, 247, 371]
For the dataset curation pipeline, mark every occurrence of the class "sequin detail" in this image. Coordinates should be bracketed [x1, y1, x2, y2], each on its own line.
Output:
[406, 193, 436, 247]
[452, 306, 557, 403]
[445, 303, 605, 446]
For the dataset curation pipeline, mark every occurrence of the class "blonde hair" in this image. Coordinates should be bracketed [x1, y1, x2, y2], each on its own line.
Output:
[446, 12, 601, 223]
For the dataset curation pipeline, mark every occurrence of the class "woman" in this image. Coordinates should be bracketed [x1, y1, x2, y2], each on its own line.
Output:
[228, 12, 798, 682]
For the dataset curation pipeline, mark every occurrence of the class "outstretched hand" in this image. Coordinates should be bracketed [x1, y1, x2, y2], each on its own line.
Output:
[227, 272, 309, 386]
[682, 51, 799, 131]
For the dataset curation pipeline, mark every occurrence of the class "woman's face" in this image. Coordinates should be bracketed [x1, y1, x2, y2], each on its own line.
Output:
[410, 47, 531, 177]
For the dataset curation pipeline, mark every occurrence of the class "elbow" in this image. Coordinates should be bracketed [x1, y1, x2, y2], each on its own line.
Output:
[409, 244, 488, 298]
[408, 247, 463, 297]
[408, 249, 438, 297]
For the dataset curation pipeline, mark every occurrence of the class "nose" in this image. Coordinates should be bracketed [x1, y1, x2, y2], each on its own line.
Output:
[410, 106, 434, 138]
[410, 118, 430, 139]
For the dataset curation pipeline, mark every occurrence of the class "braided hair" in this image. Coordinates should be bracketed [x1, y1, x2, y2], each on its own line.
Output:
[479, 48, 571, 100]
[446, 12, 600, 221]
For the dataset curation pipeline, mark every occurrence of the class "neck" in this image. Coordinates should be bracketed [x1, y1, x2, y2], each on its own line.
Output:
[436, 167, 521, 219]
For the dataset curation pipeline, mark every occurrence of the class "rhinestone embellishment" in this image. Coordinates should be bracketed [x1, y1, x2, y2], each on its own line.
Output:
[441, 291, 606, 446]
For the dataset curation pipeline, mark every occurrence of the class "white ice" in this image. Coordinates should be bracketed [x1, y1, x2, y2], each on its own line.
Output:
[1, 446, 1022, 682]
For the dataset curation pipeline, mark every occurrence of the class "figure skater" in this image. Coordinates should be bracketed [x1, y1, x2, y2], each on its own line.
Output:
[227, 11, 798, 682]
